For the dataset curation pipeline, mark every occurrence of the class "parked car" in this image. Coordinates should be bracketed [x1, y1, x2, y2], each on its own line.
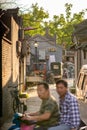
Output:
[76, 64, 87, 102]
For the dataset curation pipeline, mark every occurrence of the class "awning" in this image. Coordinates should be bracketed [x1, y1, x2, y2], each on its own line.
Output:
[81, 43, 87, 50]
[75, 43, 87, 50]
[70, 43, 87, 50]
[70, 44, 76, 50]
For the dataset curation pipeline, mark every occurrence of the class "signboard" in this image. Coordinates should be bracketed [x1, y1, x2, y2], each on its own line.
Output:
[48, 48, 56, 52]
[49, 55, 56, 63]
[39, 50, 45, 60]
[53, 65, 59, 69]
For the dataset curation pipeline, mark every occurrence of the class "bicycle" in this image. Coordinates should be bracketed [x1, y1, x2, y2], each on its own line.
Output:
[8, 83, 27, 113]
[78, 120, 87, 130]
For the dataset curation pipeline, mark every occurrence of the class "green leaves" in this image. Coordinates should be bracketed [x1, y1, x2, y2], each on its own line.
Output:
[21, 3, 86, 48]
[21, 3, 49, 36]
[48, 3, 86, 47]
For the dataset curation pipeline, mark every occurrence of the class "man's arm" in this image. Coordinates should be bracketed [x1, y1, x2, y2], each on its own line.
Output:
[28, 111, 39, 116]
[22, 112, 51, 121]
[22, 101, 56, 121]
[70, 98, 80, 129]
[24, 111, 39, 117]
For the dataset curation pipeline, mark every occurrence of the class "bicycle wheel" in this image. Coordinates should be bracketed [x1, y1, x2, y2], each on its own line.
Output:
[23, 104, 27, 112]
[18, 102, 27, 113]
[13, 98, 19, 113]
[18, 102, 24, 113]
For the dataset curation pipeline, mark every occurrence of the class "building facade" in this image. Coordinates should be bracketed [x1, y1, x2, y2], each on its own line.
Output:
[71, 19, 87, 81]
[0, 8, 26, 125]
[26, 34, 62, 75]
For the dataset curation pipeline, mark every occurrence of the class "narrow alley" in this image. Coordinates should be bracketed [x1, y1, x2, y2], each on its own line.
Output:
[1, 79, 87, 130]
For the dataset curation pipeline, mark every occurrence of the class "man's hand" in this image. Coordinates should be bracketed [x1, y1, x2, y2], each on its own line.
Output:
[21, 112, 51, 122]
[21, 115, 32, 121]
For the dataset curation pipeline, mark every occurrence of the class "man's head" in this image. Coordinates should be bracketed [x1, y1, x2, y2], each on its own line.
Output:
[56, 79, 68, 98]
[37, 82, 50, 99]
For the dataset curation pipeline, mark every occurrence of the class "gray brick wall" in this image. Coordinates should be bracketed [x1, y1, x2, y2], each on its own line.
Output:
[29, 36, 62, 71]
[30, 36, 62, 62]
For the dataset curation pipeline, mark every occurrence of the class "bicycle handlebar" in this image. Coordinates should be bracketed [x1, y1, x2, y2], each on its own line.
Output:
[8, 82, 23, 88]
[80, 126, 87, 130]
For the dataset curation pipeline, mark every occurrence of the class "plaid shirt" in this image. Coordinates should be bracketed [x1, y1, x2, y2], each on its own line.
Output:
[59, 92, 80, 129]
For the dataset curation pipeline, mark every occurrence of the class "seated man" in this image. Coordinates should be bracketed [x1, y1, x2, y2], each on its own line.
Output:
[22, 82, 59, 129]
[48, 79, 80, 130]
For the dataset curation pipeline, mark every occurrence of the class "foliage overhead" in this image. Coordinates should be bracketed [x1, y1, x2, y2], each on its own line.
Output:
[1, 1, 87, 48]
[21, 3, 87, 48]
[21, 3, 49, 36]
[48, 3, 86, 47]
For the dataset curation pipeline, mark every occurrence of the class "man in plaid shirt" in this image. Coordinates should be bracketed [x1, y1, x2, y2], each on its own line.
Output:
[48, 79, 80, 130]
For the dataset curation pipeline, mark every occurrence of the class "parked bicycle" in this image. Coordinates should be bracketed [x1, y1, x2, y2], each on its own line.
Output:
[8, 83, 27, 113]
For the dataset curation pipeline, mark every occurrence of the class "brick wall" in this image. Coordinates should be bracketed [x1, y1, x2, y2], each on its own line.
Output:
[2, 38, 13, 120]
[0, 38, 2, 120]
[1, 16, 20, 122]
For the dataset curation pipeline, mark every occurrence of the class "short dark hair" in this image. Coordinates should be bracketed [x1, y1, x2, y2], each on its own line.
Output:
[37, 82, 49, 90]
[56, 79, 68, 88]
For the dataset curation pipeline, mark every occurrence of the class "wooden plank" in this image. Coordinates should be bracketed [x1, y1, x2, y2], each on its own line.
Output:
[26, 76, 43, 82]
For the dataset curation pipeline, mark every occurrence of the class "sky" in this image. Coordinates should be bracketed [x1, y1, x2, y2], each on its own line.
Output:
[17, 0, 87, 19]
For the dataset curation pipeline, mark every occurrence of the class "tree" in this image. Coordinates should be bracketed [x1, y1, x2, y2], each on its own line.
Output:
[48, 3, 86, 47]
[21, 3, 49, 36]
[0, 0, 17, 9]
[21, 3, 87, 47]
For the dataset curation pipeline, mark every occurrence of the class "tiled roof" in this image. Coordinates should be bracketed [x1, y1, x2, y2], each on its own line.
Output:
[73, 19, 87, 34]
